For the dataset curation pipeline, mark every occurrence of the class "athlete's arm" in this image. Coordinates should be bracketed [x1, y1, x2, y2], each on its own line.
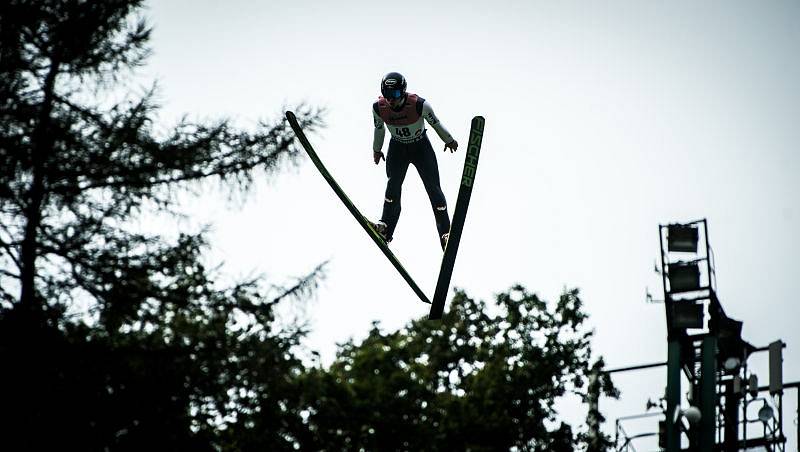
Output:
[372, 108, 386, 164]
[422, 101, 457, 151]
[373, 108, 386, 152]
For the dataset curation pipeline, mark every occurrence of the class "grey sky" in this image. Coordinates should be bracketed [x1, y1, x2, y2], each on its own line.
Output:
[142, 1, 799, 448]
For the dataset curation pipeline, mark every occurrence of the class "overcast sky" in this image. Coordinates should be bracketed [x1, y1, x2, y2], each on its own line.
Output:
[141, 1, 799, 449]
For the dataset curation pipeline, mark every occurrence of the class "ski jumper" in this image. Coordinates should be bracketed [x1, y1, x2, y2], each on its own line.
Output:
[372, 94, 455, 243]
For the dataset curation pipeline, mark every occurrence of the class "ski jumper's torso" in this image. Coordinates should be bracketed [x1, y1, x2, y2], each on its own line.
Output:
[372, 93, 454, 151]
[375, 94, 427, 143]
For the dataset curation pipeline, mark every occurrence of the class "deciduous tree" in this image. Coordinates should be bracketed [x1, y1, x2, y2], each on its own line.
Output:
[297, 286, 618, 451]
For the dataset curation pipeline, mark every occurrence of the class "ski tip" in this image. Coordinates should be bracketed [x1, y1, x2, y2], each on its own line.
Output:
[285, 110, 295, 121]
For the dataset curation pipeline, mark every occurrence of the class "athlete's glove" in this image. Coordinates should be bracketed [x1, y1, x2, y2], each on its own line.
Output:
[373, 151, 385, 165]
[443, 140, 458, 153]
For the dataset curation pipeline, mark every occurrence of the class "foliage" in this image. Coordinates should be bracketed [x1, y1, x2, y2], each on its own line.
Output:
[297, 286, 618, 451]
[0, 1, 617, 450]
[0, 0, 324, 449]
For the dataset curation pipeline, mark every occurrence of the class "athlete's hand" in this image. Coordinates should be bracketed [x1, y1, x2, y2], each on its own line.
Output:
[373, 151, 385, 165]
[443, 140, 458, 153]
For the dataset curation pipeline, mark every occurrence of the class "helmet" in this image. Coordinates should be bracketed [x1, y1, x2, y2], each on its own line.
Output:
[381, 72, 407, 100]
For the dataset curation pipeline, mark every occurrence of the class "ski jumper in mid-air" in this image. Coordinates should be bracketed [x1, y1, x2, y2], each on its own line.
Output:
[370, 72, 459, 250]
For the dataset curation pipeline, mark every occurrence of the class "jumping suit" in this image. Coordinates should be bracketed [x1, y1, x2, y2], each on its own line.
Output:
[372, 93, 455, 245]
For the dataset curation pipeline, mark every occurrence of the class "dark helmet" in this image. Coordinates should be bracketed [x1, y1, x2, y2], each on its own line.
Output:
[381, 72, 407, 99]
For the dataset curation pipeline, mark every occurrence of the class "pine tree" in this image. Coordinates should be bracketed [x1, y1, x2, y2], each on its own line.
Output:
[0, 1, 323, 448]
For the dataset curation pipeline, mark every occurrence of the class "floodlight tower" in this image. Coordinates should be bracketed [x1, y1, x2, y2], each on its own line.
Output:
[598, 219, 793, 451]
[658, 220, 754, 451]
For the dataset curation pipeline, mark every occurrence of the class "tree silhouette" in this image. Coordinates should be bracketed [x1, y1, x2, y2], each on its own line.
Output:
[296, 286, 618, 451]
[0, 0, 323, 449]
[0, 2, 620, 450]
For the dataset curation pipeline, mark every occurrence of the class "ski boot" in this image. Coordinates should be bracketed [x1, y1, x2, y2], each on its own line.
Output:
[368, 220, 390, 243]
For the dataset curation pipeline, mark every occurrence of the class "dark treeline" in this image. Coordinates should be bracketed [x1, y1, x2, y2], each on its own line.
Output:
[0, 1, 616, 450]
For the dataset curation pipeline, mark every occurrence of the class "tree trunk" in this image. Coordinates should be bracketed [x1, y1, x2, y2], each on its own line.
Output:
[19, 60, 60, 309]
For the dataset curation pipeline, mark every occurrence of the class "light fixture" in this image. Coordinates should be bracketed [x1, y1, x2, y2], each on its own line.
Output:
[671, 302, 704, 329]
[758, 401, 774, 423]
[723, 356, 741, 372]
[667, 262, 701, 292]
[667, 224, 699, 253]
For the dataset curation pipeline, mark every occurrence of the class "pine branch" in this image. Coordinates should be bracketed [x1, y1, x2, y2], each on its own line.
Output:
[268, 261, 328, 307]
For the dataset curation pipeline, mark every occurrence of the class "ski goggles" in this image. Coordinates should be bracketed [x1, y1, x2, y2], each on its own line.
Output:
[384, 89, 404, 99]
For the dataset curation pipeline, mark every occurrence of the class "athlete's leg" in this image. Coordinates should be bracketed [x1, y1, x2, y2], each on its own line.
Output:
[381, 140, 410, 240]
[411, 137, 451, 245]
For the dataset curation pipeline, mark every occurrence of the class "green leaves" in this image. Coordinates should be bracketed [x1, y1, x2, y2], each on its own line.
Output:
[299, 286, 617, 451]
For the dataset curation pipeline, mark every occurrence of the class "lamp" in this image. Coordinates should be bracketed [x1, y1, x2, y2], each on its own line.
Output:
[667, 262, 701, 292]
[757, 401, 774, 423]
[670, 302, 704, 329]
[723, 356, 741, 372]
[667, 224, 699, 253]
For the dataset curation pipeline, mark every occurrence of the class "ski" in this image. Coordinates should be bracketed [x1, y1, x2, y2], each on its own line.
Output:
[285, 111, 431, 305]
[429, 116, 485, 320]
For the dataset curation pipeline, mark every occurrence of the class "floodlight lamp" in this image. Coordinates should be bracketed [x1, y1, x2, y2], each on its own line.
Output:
[671, 302, 704, 329]
[667, 262, 701, 292]
[667, 224, 699, 253]
[723, 357, 741, 372]
[758, 401, 774, 423]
